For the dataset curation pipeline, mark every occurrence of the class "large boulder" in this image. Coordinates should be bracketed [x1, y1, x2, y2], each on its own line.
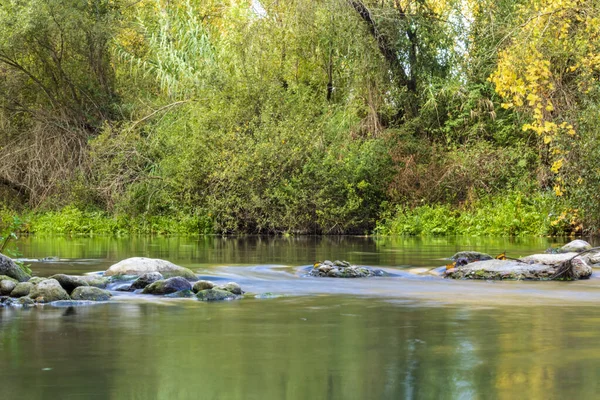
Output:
[445, 256, 592, 280]
[105, 257, 197, 280]
[559, 240, 592, 254]
[131, 272, 164, 290]
[142, 277, 192, 295]
[29, 279, 70, 303]
[50, 274, 90, 294]
[196, 289, 240, 302]
[0, 253, 31, 282]
[0, 275, 18, 295]
[10, 282, 34, 298]
[70, 287, 112, 301]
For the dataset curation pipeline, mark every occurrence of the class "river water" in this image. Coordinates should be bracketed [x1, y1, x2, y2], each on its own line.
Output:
[2, 236, 600, 399]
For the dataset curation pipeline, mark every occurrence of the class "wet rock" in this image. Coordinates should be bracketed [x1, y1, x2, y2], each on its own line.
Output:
[71, 287, 112, 301]
[131, 272, 164, 290]
[216, 282, 243, 295]
[142, 277, 192, 295]
[50, 274, 90, 294]
[18, 297, 35, 307]
[445, 257, 592, 280]
[50, 300, 98, 307]
[10, 282, 34, 298]
[115, 284, 133, 292]
[0, 275, 18, 295]
[447, 251, 493, 262]
[0, 253, 31, 282]
[192, 280, 216, 293]
[105, 257, 197, 280]
[79, 275, 110, 289]
[29, 279, 70, 303]
[0, 296, 15, 307]
[164, 289, 195, 298]
[309, 261, 385, 278]
[560, 240, 592, 253]
[196, 289, 240, 301]
[28, 277, 47, 284]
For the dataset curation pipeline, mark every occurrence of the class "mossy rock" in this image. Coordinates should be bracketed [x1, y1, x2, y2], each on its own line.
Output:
[131, 272, 164, 290]
[0, 253, 31, 282]
[216, 282, 243, 295]
[50, 274, 90, 294]
[28, 277, 47, 285]
[29, 279, 70, 303]
[196, 289, 240, 302]
[192, 280, 216, 293]
[10, 282, 34, 298]
[164, 289, 195, 298]
[0, 276, 18, 295]
[70, 287, 112, 301]
[448, 251, 493, 262]
[105, 257, 197, 280]
[142, 277, 192, 295]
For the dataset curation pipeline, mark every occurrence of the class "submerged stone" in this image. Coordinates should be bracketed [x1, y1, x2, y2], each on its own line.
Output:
[164, 289, 195, 298]
[105, 257, 197, 280]
[70, 287, 112, 301]
[196, 288, 240, 301]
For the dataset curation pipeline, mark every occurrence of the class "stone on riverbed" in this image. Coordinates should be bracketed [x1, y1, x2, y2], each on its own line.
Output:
[216, 282, 243, 295]
[445, 257, 592, 280]
[29, 279, 70, 303]
[192, 280, 216, 293]
[309, 260, 386, 278]
[10, 281, 34, 297]
[0, 253, 31, 282]
[447, 251, 493, 262]
[546, 239, 592, 254]
[131, 272, 164, 290]
[142, 277, 192, 295]
[196, 288, 240, 301]
[50, 274, 89, 294]
[71, 287, 112, 301]
[104, 257, 197, 280]
[0, 275, 18, 295]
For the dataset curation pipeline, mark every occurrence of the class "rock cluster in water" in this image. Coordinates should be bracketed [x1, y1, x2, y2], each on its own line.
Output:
[444, 240, 595, 281]
[309, 260, 386, 278]
[0, 256, 245, 307]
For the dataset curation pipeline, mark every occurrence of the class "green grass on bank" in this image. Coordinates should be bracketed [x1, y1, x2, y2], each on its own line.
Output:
[0, 191, 580, 237]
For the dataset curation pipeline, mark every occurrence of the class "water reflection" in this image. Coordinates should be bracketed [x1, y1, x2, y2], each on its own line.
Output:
[2, 297, 600, 399]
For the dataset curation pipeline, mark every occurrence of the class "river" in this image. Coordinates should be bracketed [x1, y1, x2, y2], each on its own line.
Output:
[2, 236, 600, 399]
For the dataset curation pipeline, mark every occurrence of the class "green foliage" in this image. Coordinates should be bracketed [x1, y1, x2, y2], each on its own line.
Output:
[0, 215, 32, 275]
[376, 191, 564, 236]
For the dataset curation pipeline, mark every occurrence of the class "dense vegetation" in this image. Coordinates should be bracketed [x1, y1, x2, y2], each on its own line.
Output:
[0, 0, 598, 235]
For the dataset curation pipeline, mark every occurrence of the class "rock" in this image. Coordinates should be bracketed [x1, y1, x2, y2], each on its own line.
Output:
[196, 289, 240, 301]
[0, 296, 15, 307]
[10, 282, 34, 298]
[28, 277, 47, 284]
[447, 251, 493, 262]
[560, 239, 592, 253]
[445, 257, 592, 280]
[50, 274, 90, 294]
[79, 275, 110, 288]
[105, 257, 197, 280]
[115, 284, 133, 292]
[70, 287, 112, 301]
[29, 279, 70, 303]
[519, 253, 579, 265]
[18, 297, 35, 307]
[131, 272, 164, 290]
[164, 290, 195, 298]
[142, 277, 192, 295]
[50, 300, 98, 307]
[310, 261, 384, 278]
[0, 275, 18, 295]
[216, 282, 243, 295]
[192, 280, 216, 293]
[0, 253, 31, 282]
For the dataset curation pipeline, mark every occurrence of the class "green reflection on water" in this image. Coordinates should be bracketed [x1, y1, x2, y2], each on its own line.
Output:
[2, 297, 600, 399]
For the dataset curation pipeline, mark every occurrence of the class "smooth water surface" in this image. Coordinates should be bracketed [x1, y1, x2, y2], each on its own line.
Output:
[3, 236, 600, 399]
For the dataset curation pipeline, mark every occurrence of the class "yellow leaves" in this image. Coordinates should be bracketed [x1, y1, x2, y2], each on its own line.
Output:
[543, 135, 552, 144]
